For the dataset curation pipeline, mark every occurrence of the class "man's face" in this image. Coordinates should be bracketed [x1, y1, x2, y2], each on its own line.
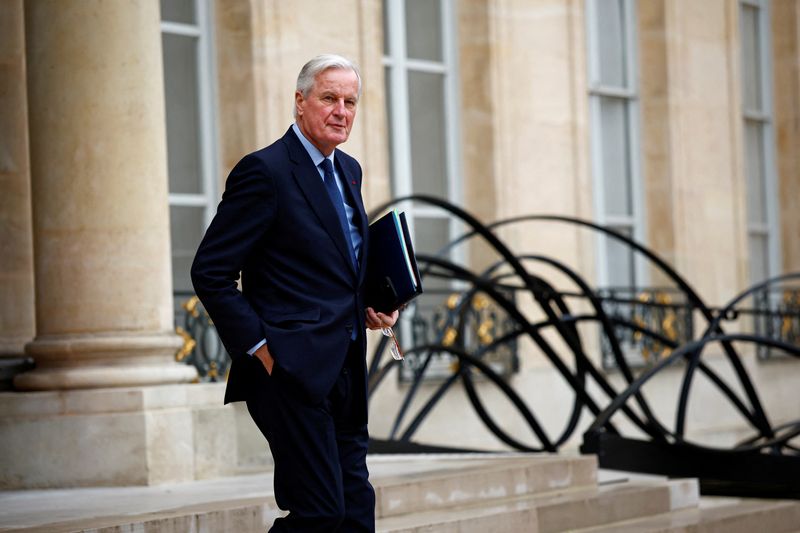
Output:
[295, 68, 359, 156]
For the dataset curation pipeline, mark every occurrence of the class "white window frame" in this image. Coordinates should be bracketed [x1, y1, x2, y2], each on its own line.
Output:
[382, 0, 464, 259]
[740, 0, 781, 284]
[161, 0, 220, 229]
[382, 0, 465, 379]
[585, 0, 646, 289]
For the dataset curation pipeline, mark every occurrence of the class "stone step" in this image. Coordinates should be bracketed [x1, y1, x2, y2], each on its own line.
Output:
[374, 454, 597, 519]
[376, 479, 696, 533]
[0, 501, 280, 533]
[0, 454, 593, 532]
[571, 497, 800, 533]
[4, 454, 796, 533]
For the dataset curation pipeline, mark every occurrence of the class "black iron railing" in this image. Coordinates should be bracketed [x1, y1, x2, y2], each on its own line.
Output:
[400, 288, 519, 382]
[364, 195, 800, 499]
[596, 287, 694, 370]
[752, 287, 800, 360]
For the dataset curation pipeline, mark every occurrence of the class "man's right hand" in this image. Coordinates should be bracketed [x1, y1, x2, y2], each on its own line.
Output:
[253, 343, 275, 375]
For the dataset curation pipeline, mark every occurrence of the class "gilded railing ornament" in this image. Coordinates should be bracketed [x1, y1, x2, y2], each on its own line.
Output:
[182, 295, 201, 318]
[441, 326, 458, 347]
[173, 292, 230, 382]
[174, 326, 196, 362]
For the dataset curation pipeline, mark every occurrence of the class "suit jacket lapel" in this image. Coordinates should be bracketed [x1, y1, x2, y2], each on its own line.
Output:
[284, 129, 358, 278]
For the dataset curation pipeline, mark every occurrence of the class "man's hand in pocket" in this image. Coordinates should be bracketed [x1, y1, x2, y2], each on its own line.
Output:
[253, 343, 275, 375]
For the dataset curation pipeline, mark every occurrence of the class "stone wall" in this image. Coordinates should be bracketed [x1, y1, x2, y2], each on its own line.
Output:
[0, 0, 35, 358]
[772, 0, 800, 272]
[214, 0, 392, 211]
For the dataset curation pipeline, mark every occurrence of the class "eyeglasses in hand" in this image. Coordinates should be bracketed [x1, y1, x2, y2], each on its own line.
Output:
[381, 326, 403, 361]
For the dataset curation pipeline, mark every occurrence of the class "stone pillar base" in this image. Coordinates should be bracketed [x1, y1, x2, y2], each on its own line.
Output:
[15, 332, 197, 390]
[0, 337, 32, 358]
[0, 384, 237, 488]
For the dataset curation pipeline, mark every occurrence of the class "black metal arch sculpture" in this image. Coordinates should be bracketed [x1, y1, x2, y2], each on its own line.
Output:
[366, 195, 800, 498]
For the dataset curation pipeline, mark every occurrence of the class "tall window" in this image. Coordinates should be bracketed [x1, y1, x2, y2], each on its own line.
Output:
[383, 0, 464, 378]
[382, 0, 462, 263]
[160, 0, 219, 293]
[586, 0, 644, 290]
[740, 0, 780, 286]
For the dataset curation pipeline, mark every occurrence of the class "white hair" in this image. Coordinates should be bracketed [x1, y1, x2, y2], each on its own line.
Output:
[293, 54, 362, 118]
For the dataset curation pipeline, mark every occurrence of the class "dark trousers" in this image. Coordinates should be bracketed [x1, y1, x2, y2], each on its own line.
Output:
[246, 342, 375, 532]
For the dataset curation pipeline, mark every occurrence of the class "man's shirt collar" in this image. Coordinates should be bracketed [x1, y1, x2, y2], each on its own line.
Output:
[292, 123, 335, 168]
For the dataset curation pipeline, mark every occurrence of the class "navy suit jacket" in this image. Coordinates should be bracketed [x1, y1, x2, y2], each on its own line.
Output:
[191, 127, 369, 411]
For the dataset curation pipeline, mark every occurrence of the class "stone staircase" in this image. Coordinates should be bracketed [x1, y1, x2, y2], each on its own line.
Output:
[1, 454, 799, 532]
[372, 455, 800, 532]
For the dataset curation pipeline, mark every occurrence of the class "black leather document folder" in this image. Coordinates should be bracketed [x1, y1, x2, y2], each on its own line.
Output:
[364, 210, 423, 314]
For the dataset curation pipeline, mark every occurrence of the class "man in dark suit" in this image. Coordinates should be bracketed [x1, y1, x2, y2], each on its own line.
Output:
[191, 54, 397, 532]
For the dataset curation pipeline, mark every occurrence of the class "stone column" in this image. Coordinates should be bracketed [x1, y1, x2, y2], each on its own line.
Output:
[16, 0, 196, 389]
[0, 0, 36, 360]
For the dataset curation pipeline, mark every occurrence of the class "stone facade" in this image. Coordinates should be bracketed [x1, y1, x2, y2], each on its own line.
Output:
[0, 0, 797, 488]
[0, 0, 34, 358]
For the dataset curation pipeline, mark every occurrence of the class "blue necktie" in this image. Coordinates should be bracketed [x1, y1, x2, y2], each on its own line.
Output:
[320, 158, 357, 268]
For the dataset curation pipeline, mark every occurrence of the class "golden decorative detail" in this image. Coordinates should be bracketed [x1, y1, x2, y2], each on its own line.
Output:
[656, 291, 677, 360]
[182, 296, 201, 318]
[472, 294, 489, 311]
[641, 346, 651, 362]
[442, 326, 458, 347]
[630, 290, 680, 362]
[780, 290, 798, 339]
[782, 316, 794, 338]
[632, 316, 646, 344]
[477, 320, 494, 345]
[784, 290, 799, 306]
[174, 326, 196, 362]
[662, 312, 677, 341]
[208, 361, 218, 380]
[446, 293, 460, 310]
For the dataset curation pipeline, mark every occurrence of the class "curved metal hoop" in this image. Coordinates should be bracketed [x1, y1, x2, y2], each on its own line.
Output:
[367, 195, 800, 497]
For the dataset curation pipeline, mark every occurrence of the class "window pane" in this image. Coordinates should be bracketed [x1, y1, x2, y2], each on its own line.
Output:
[415, 216, 450, 254]
[749, 233, 769, 284]
[599, 96, 632, 217]
[744, 120, 766, 225]
[382, 0, 390, 54]
[740, 4, 762, 112]
[607, 226, 635, 289]
[405, 0, 443, 62]
[410, 216, 452, 349]
[596, 0, 627, 87]
[414, 216, 451, 292]
[408, 71, 448, 197]
[160, 0, 195, 25]
[163, 33, 202, 194]
[170, 206, 205, 292]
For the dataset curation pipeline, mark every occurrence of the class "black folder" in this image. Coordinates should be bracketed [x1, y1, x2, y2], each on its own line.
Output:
[364, 210, 423, 314]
